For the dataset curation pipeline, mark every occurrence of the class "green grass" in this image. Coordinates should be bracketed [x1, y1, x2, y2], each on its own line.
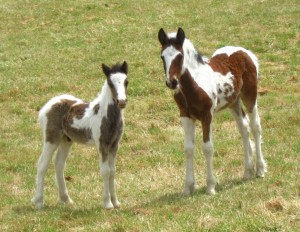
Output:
[1, 0, 300, 231]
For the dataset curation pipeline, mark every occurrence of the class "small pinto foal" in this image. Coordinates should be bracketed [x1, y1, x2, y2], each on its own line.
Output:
[32, 62, 129, 209]
[158, 28, 266, 195]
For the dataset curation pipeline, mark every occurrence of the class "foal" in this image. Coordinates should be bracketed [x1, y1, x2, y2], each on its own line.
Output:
[158, 28, 266, 195]
[32, 62, 128, 209]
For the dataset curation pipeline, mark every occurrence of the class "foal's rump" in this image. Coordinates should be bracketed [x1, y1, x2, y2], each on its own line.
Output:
[210, 46, 260, 112]
[212, 46, 259, 77]
[38, 94, 82, 124]
[38, 94, 83, 144]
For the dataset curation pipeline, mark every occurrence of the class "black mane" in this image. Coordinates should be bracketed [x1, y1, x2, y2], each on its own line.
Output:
[195, 50, 205, 64]
[110, 63, 126, 74]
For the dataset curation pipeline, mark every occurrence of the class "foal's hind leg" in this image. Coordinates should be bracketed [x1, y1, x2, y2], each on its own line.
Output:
[54, 139, 74, 205]
[32, 142, 58, 208]
[230, 101, 255, 180]
[248, 104, 267, 177]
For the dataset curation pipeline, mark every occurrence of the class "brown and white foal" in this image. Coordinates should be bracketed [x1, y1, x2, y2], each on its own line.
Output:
[32, 62, 128, 209]
[158, 28, 266, 195]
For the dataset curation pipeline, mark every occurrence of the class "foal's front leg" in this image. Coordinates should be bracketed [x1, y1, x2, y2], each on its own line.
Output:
[201, 117, 216, 195]
[108, 151, 120, 208]
[181, 117, 196, 196]
[98, 144, 114, 209]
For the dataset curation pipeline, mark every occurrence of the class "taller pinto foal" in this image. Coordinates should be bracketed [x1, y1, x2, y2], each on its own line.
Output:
[32, 62, 128, 209]
[158, 28, 266, 195]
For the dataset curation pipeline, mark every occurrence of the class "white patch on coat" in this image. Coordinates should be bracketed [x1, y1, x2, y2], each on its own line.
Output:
[161, 46, 182, 83]
[110, 72, 128, 102]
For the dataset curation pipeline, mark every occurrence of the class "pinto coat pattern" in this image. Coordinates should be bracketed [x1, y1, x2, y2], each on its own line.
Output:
[158, 28, 266, 195]
[32, 62, 129, 209]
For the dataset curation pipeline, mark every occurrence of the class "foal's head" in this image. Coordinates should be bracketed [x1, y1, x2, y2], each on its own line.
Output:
[158, 27, 186, 90]
[102, 61, 129, 109]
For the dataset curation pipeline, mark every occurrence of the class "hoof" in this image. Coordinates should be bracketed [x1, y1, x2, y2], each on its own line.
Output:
[206, 187, 216, 195]
[183, 183, 196, 196]
[112, 200, 121, 208]
[58, 197, 74, 206]
[256, 169, 266, 178]
[256, 162, 267, 178]
[104, 201, 114, 210]
[243, 168, 255, 180]
[31, 197, 43, 209]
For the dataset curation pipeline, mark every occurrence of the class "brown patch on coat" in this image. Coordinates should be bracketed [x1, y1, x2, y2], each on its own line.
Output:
[174, 91, 190, 117]
[45, 99, 77, 144]
[93, 103, 100, 114]
[209, 54, 230, 75]
[68, 103, 89, 120]
[210, 51, 258, 113]
[99, 103, 123, 162]
[169, 53, 183, 82]
[62, 123, 92, 144]
[229, 51, 258, 112]
[62, 102, 92, 144]
[178, 69, 213, 142]
[107, 78, 118, 100]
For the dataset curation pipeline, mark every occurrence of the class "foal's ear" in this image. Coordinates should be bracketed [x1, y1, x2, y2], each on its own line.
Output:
[102, 63, 111, 77]
[158, 28, 168, 46]
[121, 61, 128, 74]
[176, 27, 185, 46]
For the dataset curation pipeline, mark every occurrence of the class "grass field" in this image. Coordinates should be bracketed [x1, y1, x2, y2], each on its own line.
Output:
[1, 0, 299, 231]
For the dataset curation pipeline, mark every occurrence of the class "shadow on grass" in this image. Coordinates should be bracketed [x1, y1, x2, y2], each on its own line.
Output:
[129, 176, 257, 210]
[12, 203, 104, 217]
[12, 177, 259, 217]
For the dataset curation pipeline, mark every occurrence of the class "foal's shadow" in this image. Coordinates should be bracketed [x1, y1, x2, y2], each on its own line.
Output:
[13, 203, 104, 218]
[13, 177, 249, 216]
[130, 177, 247, 210]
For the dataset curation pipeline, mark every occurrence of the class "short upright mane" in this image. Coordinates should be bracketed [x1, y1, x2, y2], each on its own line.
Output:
[110, 63, 127, 74]
[168, 32, 206, 69]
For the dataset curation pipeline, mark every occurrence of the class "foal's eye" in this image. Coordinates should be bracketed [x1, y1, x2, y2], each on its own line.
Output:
[124, 80, 129, 87]
[161, 55, 164, 60]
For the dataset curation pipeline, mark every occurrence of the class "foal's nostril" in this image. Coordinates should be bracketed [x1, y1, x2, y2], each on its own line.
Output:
[172, 79, 178, 88]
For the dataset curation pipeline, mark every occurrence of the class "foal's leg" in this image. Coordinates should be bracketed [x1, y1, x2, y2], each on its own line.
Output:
[108, 148, 120, 208]
[32, 142, 58, 208]
[248, 104, 267, 177]
[181, 117, 196, 196]
[54, 140, 73, 205]
[101, 158, 114, 209]
[230, 102, 255, 180]
[98, 144, 114, 209]
[201, 117, 216, 195]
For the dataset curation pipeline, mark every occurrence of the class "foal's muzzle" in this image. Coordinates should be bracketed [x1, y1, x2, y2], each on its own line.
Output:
[166, 79, 178, 90]
[117, 99, 127, 109]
